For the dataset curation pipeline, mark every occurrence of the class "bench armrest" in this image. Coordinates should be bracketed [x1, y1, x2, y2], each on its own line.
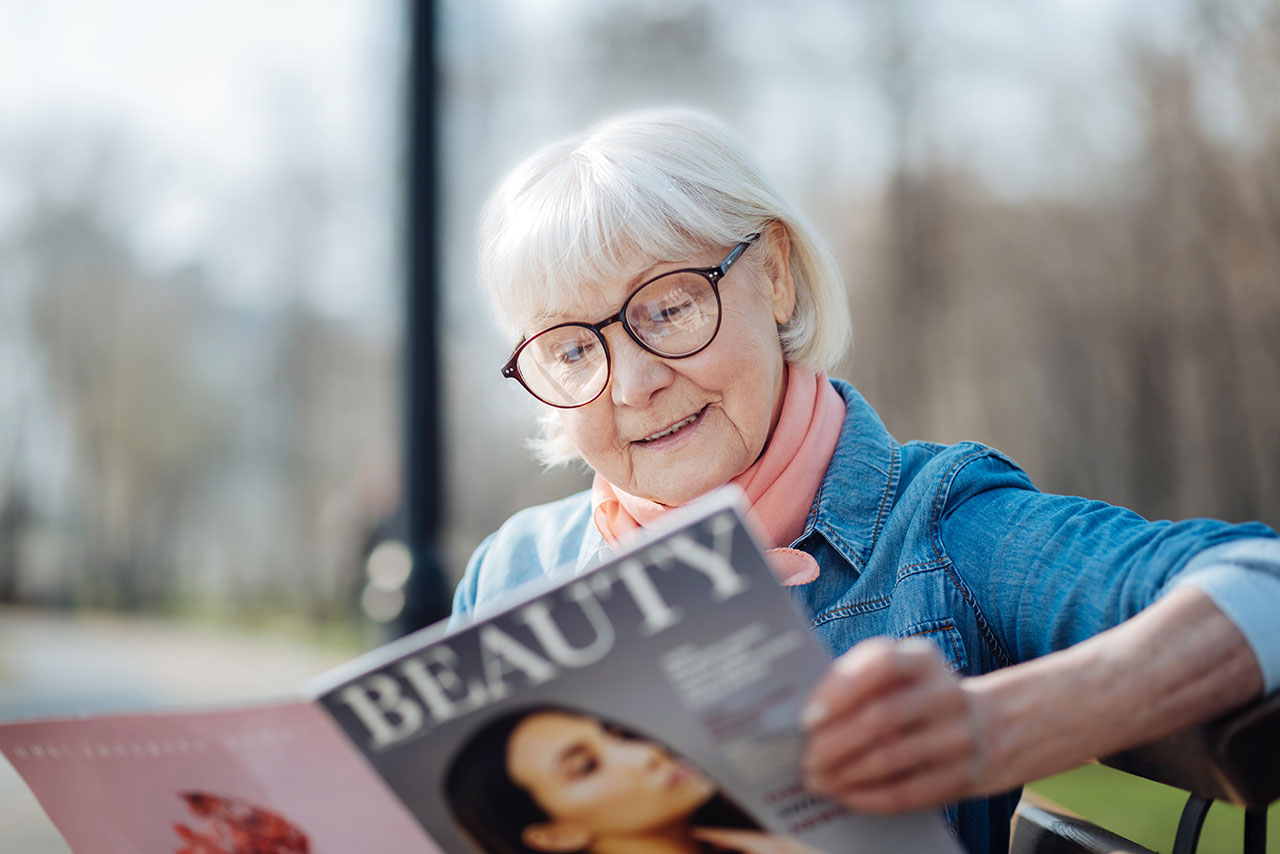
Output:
[1099, 689, 1280, 809]
[1011, 792, 1157, 854]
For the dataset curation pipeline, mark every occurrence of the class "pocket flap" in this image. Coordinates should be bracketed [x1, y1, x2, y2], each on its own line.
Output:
[896, 618, 968, 672]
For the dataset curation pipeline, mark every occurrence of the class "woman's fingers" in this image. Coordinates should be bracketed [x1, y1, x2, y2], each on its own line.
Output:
[807, 717, 974, 794]
[691, 827, 822, 854]
[800, 638, 940, 731]
[822, 759, 977, 814]
[800, 637, 989, 812]
[803, 663, 966, 777]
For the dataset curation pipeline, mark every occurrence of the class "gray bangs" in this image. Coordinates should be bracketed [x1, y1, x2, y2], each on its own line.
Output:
[479, 133, 756, 341]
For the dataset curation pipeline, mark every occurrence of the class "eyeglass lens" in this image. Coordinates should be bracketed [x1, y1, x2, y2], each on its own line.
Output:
[516, 270, 721, 407]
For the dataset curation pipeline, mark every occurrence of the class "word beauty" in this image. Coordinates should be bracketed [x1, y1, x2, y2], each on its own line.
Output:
[338, 516, 750, 750]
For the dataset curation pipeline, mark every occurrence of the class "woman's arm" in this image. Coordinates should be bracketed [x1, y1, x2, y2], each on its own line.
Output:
[800, 586, 1263, 812]
[926, 449, 1278, 666]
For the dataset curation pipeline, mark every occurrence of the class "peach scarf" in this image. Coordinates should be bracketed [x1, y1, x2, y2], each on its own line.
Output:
[590, 364, 846, 586]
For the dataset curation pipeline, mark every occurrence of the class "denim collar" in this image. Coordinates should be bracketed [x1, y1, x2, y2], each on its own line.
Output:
[796, 379, 901, 575]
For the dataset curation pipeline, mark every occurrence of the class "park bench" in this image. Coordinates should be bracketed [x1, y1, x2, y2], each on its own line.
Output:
[1010, 688, 1280, 854]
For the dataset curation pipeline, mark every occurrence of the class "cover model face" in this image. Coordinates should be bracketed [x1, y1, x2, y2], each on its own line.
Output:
[506, 711, 716, 843]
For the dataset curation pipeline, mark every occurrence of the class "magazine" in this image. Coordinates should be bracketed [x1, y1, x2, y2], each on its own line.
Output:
[0, 701, 439, 853]
[1, 489, 960, 854]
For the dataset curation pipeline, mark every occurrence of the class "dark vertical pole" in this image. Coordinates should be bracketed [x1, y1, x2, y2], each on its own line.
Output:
[398, 0, 450, 636]
[1242, 809, 1266, 854]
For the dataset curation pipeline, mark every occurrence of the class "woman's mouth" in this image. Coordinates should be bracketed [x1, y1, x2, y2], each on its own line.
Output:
[667, 764, 694, 788]
[638, 411, 701, 444]
[666, 760, 713, 792]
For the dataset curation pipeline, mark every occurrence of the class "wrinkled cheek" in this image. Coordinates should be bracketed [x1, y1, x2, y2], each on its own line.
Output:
[561, 417, 613, 460]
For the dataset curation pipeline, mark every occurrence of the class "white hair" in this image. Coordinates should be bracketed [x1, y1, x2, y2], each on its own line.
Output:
[478, 108, 852, 466]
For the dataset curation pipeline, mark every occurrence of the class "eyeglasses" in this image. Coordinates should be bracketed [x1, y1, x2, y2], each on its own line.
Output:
[501, 234, 761, 408]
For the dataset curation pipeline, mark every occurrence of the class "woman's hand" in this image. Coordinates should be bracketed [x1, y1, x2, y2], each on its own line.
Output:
[799, 588, 1263, 814]
[799, 638, 989, 813]
[691, 827, 823, 853]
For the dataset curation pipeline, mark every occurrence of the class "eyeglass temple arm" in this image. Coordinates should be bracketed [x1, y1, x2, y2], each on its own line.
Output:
[715, 232, 762, 278]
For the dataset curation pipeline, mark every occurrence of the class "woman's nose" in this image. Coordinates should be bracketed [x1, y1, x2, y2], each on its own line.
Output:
[607, 330, 674, 408]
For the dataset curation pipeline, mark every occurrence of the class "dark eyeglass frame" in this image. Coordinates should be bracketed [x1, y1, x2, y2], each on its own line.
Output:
[501, 233, 762, 409]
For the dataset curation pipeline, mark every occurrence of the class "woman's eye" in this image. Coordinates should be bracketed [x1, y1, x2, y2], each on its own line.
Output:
[642, 291, 705, 332]
[659, 301, 692, 321]
[650, 293, 694, 322]
[554, 340, 596, 366]
[567, 755, 598, 778]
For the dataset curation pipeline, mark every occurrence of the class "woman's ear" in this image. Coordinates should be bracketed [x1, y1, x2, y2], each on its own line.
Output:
[761, 220, 796, 325]
[521, 822, 594, 853]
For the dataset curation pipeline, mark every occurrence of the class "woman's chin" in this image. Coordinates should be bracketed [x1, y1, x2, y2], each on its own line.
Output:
[627, 428, 749, 504]
[632, 472, 731, 507]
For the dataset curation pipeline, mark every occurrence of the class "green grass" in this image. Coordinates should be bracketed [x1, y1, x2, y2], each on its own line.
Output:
[1028, 764, 1278, 853]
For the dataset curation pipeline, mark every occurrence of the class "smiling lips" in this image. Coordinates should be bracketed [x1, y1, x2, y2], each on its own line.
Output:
[638, 411, 701, 443]
[666, 762, 697, 789]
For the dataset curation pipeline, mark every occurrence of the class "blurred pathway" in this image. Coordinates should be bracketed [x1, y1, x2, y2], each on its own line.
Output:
[0, 606, 359, 853]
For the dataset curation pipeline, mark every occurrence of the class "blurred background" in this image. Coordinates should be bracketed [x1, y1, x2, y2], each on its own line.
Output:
[2, 0, 1278, 850]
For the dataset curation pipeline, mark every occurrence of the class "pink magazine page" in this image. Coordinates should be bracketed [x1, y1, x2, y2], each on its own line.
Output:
[0, 700, 442, 854]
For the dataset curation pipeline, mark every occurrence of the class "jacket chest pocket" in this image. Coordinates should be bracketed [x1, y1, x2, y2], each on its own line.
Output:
[894, 618, 968, 672]
[808, 609, 969, 674]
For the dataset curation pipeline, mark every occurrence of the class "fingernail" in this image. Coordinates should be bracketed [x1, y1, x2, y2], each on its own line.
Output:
[800, 700, 826, 730]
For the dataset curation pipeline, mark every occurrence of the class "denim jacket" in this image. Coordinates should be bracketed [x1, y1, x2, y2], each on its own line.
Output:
[452, 379, 1277, 853]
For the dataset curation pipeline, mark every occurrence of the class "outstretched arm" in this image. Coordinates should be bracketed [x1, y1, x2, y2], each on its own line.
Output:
[800, 586, 1262, 812]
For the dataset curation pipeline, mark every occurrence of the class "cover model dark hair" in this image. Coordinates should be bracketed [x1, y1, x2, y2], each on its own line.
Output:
[442, 705, 764, 854]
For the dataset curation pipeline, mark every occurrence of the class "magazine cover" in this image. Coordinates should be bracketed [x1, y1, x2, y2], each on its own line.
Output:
[309, 491, 961, 853]
[0, 701, 440, 854]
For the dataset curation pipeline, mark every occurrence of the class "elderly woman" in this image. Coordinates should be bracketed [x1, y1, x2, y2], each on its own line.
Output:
[450, 110, 1280, 854]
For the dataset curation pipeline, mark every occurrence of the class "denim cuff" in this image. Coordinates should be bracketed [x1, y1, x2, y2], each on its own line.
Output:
[1171, 537, 1280, 695]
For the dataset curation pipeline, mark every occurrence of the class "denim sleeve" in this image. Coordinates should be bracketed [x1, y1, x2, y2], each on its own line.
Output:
[1171, 538, 1280, 693]
[447, 532, 493, 630]
[935, 450, 1280, 667]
